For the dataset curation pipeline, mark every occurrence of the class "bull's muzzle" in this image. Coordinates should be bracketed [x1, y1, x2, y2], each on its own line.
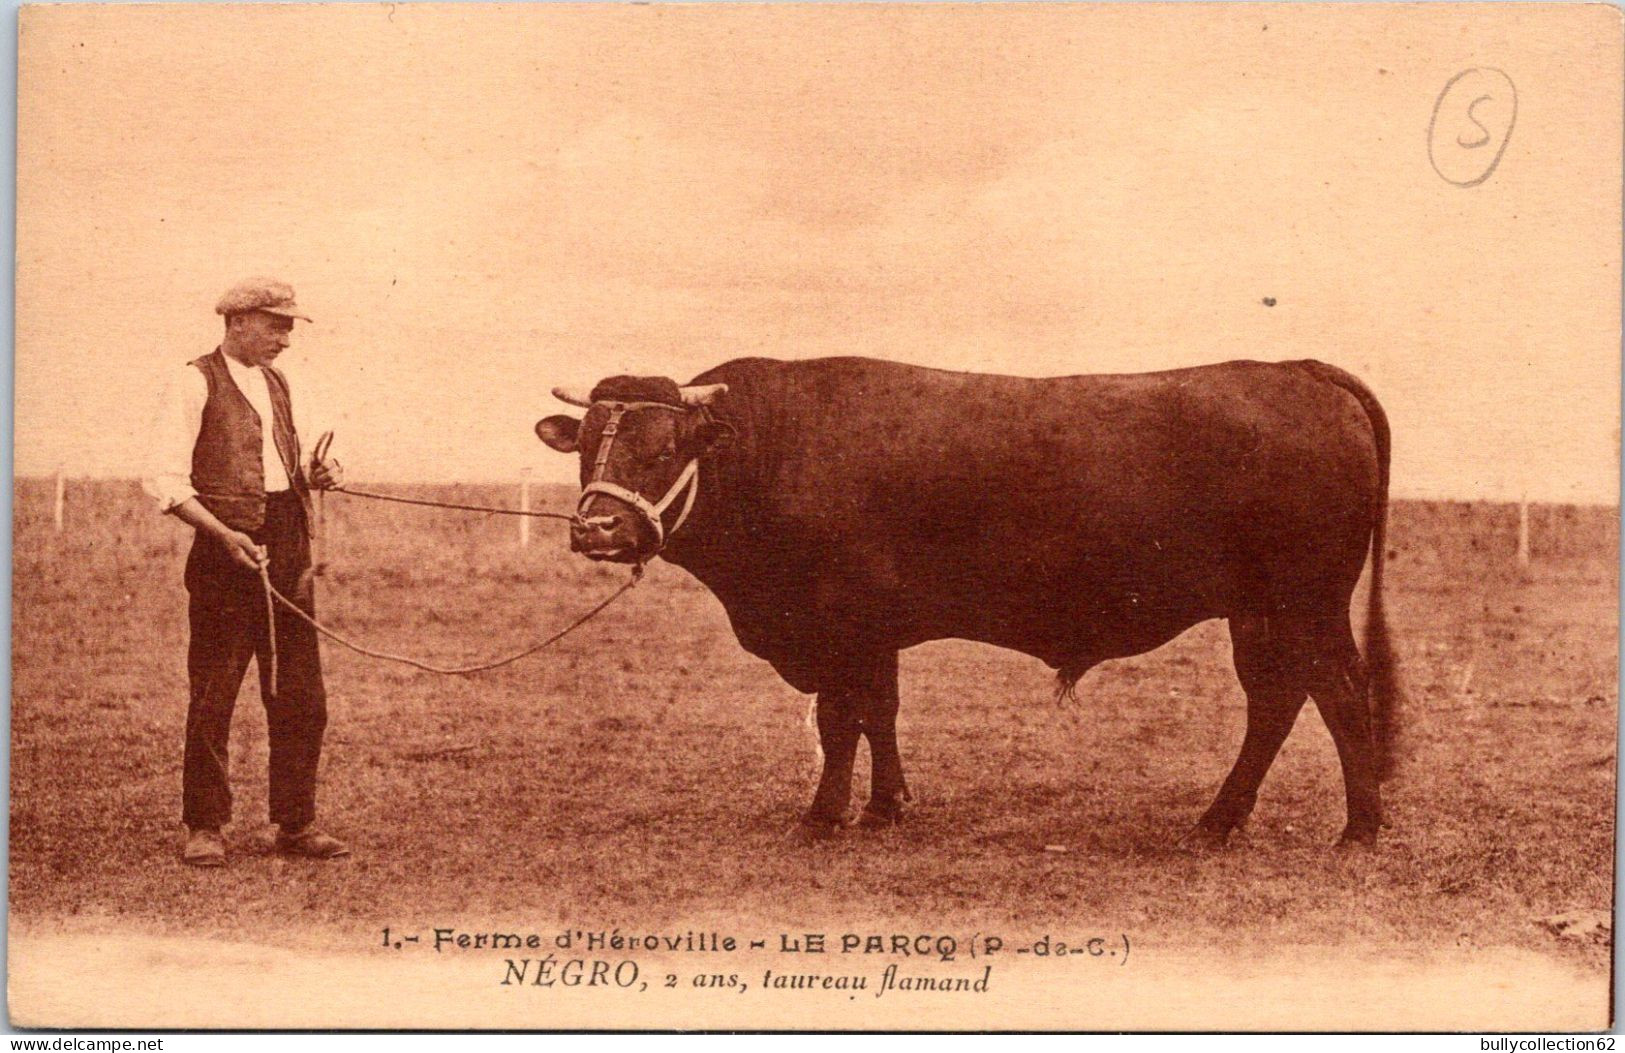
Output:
[570, 512, 639, 563]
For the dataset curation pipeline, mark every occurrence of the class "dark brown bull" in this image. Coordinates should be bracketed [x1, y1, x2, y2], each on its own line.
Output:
[536, 356, 1400, 846]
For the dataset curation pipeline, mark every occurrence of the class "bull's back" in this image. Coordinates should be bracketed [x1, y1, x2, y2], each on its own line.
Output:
[704, 356, 1376, 533]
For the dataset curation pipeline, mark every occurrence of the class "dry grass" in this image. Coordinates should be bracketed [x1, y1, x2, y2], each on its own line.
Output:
[10, 480, 1617, 968]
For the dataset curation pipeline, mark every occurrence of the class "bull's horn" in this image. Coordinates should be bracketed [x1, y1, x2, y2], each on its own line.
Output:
[678, 383, 729, 406]
[551, 385, 593, 408]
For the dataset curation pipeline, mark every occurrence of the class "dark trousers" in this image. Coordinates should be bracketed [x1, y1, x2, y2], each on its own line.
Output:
[182, 490, 327, 831]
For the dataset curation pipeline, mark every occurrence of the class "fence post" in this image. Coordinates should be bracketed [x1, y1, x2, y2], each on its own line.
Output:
[1517, 495, 1531, 571]
[53, 468, 64, 532]
[519, 468, 533, 548]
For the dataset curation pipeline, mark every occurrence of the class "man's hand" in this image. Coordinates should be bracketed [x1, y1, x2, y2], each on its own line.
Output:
[219, 528, 269, 571]
[310, 457, 344, 491]
[169, 498, 269, 572]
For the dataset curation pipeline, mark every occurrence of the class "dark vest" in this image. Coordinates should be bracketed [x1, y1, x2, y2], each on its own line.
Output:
[188, 348, 310, 532]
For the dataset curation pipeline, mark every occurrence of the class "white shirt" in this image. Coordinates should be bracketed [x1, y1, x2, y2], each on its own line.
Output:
[142, 351, 294, 513]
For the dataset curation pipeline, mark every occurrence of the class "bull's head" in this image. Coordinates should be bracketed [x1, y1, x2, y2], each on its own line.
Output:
[535, 376, 733, 563]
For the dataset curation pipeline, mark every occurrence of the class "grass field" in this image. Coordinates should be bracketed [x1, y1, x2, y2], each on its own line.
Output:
[10, 480, 1618, 980]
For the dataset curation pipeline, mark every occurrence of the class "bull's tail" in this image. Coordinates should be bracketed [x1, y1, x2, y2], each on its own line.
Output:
[1297, 361, 1403, 780]
[1365, 467, 1401, 781]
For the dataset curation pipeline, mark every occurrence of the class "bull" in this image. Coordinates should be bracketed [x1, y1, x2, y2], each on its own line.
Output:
[535, 356, 1399, 846]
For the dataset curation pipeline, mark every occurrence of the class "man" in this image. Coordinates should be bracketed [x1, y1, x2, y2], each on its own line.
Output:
[144, 278, 348, 867]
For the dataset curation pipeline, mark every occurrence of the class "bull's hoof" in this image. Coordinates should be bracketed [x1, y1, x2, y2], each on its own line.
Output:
[858, 802, 905, 829]
[1176, 824, 1232, 853]
[1336, 824, 1379, 850]
[798, 813, 848, 841]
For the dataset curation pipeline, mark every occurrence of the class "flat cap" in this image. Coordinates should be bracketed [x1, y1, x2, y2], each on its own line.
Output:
[214, 277, 311, 322]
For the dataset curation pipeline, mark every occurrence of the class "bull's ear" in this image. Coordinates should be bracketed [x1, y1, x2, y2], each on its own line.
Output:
[695, 416, 736, 452]
[535, 415, 581, 453]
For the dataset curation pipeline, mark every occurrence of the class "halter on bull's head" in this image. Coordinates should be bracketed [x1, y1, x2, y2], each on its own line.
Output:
[535, 376, 733, 564]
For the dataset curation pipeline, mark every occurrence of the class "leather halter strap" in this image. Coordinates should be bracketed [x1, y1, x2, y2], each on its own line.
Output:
[577, 400, 703, 552]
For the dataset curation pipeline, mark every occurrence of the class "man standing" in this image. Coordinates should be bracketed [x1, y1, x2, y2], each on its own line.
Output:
[145, 278, 348, 867]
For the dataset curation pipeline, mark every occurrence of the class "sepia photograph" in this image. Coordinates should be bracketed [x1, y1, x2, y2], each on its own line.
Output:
[9, 2, 1622, 1032]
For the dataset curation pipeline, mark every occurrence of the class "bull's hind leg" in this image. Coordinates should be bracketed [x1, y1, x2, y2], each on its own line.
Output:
[858, 651, 910, 827]
[1188, 615, 1307, 849]
[1301, 615, 1383, 846]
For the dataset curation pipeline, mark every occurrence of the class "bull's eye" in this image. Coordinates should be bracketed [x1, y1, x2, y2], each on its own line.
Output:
[655, 448, 675, 464]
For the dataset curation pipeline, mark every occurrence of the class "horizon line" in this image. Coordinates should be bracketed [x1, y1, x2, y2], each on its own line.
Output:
[12, 473, 1621, 510]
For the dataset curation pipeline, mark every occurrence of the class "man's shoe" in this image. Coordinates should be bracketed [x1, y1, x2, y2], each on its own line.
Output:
[275, 826, 350, 859]
[183, 827, 226, 868]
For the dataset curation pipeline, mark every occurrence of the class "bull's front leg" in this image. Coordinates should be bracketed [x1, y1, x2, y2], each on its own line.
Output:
[858, 650, 909, 827]
[803, 682, 862, 837]
[802, 650, 910, 836]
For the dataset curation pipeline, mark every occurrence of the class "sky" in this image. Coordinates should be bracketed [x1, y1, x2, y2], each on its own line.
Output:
[15, 3, 1622, 501]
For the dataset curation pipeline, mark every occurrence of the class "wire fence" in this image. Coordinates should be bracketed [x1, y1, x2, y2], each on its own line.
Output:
[28, 472, 1622, 570]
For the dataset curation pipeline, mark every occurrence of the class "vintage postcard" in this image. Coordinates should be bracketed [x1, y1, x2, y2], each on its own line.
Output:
[10, 2, 1621, 1032]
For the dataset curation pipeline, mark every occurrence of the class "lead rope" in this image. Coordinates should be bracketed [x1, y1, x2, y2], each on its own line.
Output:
[327, 485, 577, 520]
[258, 564, 642, 676]
[259, 563, 277, 696]
[285, 430, 638, 673]
[309, 431, 575, 521]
